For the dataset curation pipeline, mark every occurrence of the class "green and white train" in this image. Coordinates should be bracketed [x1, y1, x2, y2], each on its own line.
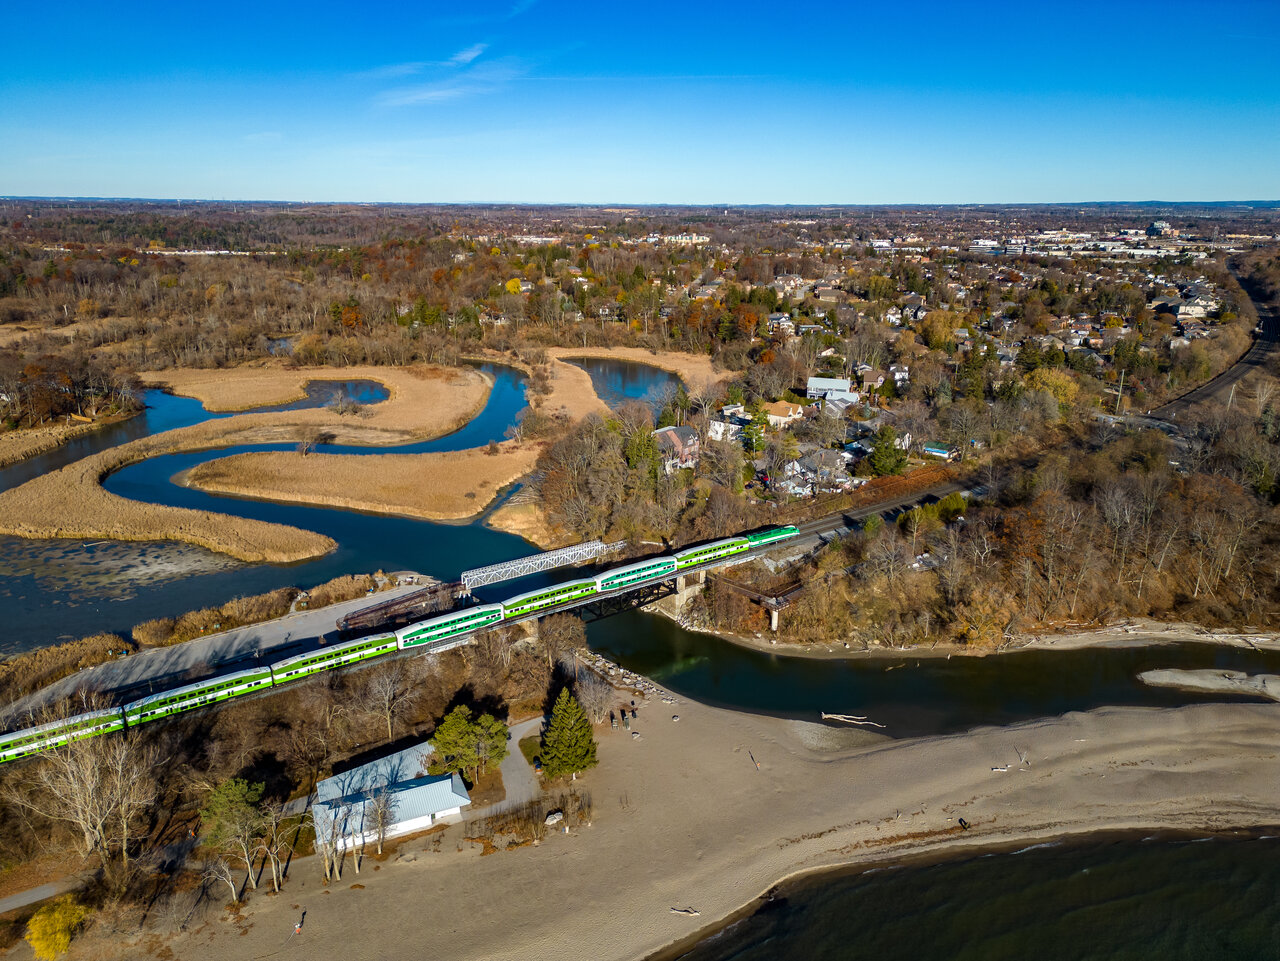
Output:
[0, 525, 799, 764]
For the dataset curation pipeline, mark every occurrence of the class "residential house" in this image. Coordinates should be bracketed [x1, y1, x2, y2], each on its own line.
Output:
[888, 365, 910, 386]
[312, 741, 472, 853]
[762, 400, 804, 428]
[653, 425, 701, 474]
[806, 376, 860, 404]
[708, 404, 750, 443]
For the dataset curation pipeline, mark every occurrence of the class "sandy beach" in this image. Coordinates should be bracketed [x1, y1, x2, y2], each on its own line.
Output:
[184, 443, 543, 521]
[171, 692, 1280, 961]
[0, 364, 491, 562]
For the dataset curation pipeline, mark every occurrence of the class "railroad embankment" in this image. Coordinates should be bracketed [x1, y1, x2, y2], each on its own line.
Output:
[184, 442, 543, 521]
[0, 364, 490, 562]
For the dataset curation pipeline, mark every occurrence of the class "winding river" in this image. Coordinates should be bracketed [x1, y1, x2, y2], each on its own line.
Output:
[3, 359, 1278, 959]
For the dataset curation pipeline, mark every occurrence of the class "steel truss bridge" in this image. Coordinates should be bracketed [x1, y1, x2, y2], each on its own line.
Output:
[460, 539, 625, 591]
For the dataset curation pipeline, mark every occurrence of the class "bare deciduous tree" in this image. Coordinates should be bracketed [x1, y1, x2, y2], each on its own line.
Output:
[574, 672, 614, 725]
[368, 783, 397, 856]
[203, 855, 240, 906]
[359, 659, 423, 742]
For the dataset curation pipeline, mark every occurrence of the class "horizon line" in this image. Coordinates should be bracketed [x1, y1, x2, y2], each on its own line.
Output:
[3, 196, 1280, 210]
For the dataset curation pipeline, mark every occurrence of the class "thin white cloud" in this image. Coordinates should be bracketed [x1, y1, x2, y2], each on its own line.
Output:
[377, 61, 519, 108]
[450, 43, 488, 65]
[357, 62, 430, 81]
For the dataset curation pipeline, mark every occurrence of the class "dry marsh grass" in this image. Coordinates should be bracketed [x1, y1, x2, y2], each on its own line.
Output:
[0, 633, 131, 707]
[0, 364, 490, 562]
[185, 444, 541, 521]
[133, 587, 298, 647]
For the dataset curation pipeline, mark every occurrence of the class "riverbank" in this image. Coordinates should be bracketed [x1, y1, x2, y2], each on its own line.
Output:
[660, 610, 1280, 661]
[0, 364, 490, 563]
[0, 411, 137, 469]
[173, 692, 1280, 961]
[182, 442, 543, 521]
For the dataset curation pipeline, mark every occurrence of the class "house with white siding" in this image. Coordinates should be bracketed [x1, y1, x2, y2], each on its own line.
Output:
[312, 741, 471, 852]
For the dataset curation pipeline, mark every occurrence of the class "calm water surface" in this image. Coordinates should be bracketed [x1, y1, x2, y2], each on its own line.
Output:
[670, 834, 1280, 961]
[566, 358, 682, 412]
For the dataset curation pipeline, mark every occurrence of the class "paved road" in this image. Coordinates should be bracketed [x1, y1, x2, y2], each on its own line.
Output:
[0, 879, 80, 916]
[489, 716, 544, 814]
[1148, 267, 1279, 422]
[7, 580, 430, 719]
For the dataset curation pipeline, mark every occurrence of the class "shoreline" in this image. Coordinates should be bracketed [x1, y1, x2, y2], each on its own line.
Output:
[642, 823, 1280, 961]
[0, 410, 139, 469]
[648, 605, 1280, 661]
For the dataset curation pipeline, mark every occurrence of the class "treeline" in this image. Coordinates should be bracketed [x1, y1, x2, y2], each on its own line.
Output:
[696, 417, 1280, 648]
[0, 349, 139, 428]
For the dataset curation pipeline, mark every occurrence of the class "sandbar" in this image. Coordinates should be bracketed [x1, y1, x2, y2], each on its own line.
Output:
[183, 443, 542, 521]
[175, 693, 1280, 961]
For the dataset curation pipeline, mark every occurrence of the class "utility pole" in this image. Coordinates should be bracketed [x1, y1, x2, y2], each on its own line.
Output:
[1115, 368, 1125, 416]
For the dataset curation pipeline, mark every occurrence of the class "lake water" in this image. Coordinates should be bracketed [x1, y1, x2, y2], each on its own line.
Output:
[566, 357, 683, 412]
[667, 833, 1280, 961]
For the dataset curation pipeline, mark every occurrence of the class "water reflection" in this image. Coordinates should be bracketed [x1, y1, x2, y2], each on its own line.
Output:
[565, 358, 682, 412]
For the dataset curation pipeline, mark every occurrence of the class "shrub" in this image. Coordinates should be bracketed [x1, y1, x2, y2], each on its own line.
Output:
[25, 894, 88, 961]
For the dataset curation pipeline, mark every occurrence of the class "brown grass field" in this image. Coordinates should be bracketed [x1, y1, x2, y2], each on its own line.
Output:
[185, 443, 542, 520]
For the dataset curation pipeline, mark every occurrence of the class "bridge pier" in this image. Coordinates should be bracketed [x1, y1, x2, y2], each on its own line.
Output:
[769, 607, 780, 632]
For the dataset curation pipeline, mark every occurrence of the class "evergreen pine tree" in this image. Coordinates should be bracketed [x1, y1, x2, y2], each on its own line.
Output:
[540, 688, 598, 781]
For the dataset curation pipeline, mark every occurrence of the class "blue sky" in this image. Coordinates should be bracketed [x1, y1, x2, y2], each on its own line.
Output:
[2, 0, 1277, 203]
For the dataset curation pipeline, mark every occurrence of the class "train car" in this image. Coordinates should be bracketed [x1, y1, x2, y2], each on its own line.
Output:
[0, 706, 126, 765]
[595, 556, 678, 593]
[397, 603, 504, 649]
[673, 537, 749, 570]
[502, 579, 598, 619]
[270, 633, 399, 685]
[123, 667, 274, 727]
[745, 525, 800, 548]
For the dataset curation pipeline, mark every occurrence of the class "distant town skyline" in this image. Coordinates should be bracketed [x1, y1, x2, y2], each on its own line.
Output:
[3, 0, 1278, 203]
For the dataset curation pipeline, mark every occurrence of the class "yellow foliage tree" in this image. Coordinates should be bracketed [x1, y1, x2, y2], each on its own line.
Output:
[26, 895, 88, 961]
[1023, 367, 1079, 407]
[505, 277, 523, 294]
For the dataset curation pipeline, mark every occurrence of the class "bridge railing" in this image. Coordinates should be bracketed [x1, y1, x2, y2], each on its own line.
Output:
[461, 540, 625, 591]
